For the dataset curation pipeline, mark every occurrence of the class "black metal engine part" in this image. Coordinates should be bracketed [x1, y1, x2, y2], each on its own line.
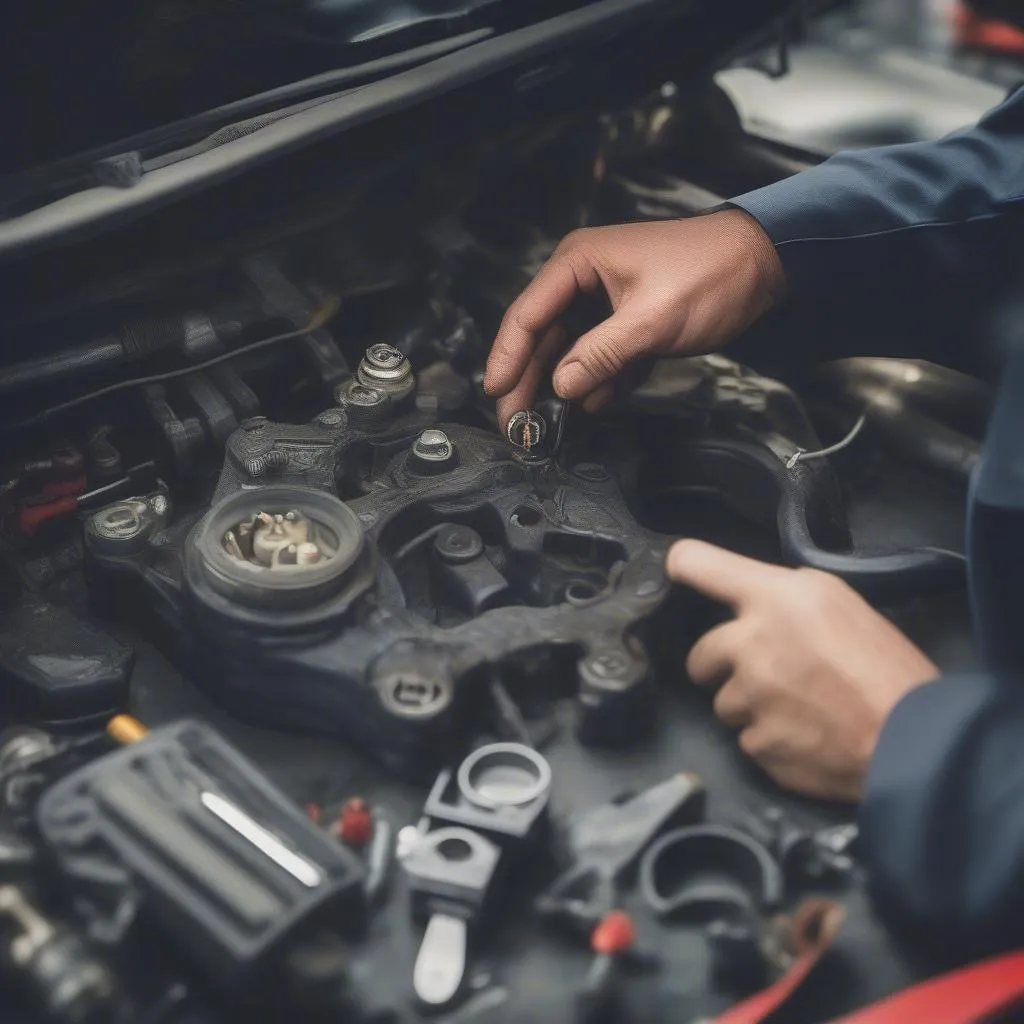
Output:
[82, 373, 673, 779]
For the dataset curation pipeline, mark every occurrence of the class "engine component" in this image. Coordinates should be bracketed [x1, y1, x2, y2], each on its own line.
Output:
[506, 410, 546, 451]
[403, 826, 502, 1008]
[83, 407, 671, 778]
[741, 807, 858, 890]
[424, 742, 551, 848]
[535, 774, 705, 935]
[634, 355, 967, 601]
[357, 344, 416, 405]
[638, 824, 784, 922]
[35, 720, 368, 996]
[0, 885, 120, 1024]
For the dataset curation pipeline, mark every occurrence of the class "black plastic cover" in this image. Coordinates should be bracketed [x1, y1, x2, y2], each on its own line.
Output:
[35, 719, 367, 992]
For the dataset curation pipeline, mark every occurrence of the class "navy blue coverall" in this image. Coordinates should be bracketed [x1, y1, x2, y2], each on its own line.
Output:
[729, 86, 1024, 953]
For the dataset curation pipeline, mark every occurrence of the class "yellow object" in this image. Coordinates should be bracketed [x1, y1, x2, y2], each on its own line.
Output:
[107, 714, 149, 745]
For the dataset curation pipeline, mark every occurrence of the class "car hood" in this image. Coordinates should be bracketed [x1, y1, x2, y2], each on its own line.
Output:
[0, 0, 795, 258]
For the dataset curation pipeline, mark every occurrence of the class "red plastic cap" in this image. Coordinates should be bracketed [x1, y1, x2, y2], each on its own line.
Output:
[591, 911, 636, 955]
[337, 797, 374, 848]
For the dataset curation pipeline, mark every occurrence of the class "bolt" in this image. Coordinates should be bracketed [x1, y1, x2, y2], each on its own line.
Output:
[317, 409, 344, 428]
[412, 429, 454, 465]
[366, 344, 405, 369]
[357, 345, 415, 402]
[434, 524, 484, 564]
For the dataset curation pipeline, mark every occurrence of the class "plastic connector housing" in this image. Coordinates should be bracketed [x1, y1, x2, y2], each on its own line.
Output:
[35, 719, 366, 992]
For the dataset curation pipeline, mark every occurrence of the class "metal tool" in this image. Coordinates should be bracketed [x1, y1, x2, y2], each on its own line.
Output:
[535, 773, 705, 935]
[402, 826, 502, 1009]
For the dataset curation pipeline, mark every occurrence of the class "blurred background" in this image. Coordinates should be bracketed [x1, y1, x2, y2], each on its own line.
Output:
[717, 0, 1023, 155]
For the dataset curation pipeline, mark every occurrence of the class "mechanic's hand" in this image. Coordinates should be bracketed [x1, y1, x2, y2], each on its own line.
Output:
[484, 210, 784, 428]
[667, 539, 939, 802]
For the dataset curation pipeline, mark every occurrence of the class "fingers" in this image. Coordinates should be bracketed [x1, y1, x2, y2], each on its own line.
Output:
[494, 325, 566, 431]
[485, 247, 597, 398]
[667, 539, 783, 610]
[713, 681, 753, 729]
[552, 309, 651, 401]
[686, 621, 740, 687]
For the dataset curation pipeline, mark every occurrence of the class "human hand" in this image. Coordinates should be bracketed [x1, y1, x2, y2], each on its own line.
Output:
[484, 210, 784, 429]
[667, 539, 938, 802]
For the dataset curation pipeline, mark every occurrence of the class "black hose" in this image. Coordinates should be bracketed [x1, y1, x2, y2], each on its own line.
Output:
[0, 317, 187, 395]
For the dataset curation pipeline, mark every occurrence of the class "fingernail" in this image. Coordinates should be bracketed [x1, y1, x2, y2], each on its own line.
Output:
[553, 361, 592, 398]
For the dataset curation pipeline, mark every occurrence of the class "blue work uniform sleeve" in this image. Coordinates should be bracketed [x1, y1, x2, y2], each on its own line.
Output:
[730, 87, 1024, 376]
[860, 675, 1024, 954]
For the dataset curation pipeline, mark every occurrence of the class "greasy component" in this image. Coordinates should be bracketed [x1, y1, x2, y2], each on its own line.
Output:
[424, 743, 551, 848]
[506, 410, 546, 451]
[0, 885, 121, 1024]
[535, 774, 706, 934]
[357, 344, 415, 404]
[86, 492, 170, 555]
[336, 380, 393, 425]
[188, 486, 371, 612]
[35, 720, 367, 996]
[638, 824, 784, 921]
[85, 419, 671, 779]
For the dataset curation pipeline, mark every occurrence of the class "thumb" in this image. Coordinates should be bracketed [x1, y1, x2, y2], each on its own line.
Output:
[552, 307, 657, 400]
[667, 539, 783, 609]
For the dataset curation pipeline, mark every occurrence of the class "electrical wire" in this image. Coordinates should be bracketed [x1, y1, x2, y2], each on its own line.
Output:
[785, 410, 868, 470]
[3, 297, 341, 433]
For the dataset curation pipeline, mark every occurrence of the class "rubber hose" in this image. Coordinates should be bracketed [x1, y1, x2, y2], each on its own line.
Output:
[0, 317, 186, 395]
[778, 457, 966, 603]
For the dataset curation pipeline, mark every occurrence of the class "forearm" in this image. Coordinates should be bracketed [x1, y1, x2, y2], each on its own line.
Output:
[860, 673, 1024, 954]
[729, 89, 1024, 375]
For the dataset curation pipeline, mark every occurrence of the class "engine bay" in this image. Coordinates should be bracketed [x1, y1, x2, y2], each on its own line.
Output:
[0, 73, 985, 1024]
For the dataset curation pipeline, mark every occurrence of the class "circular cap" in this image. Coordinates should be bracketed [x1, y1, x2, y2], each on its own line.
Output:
[411, 429, 455, 468]
[457, 743, 552, 809]
[434, 525, 483, 564]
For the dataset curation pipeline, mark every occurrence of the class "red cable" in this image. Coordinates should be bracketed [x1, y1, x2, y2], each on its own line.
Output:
[830, 951, 1024, 1024]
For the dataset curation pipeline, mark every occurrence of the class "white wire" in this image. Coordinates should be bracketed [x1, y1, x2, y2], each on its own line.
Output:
[786, 411, 868, 470]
